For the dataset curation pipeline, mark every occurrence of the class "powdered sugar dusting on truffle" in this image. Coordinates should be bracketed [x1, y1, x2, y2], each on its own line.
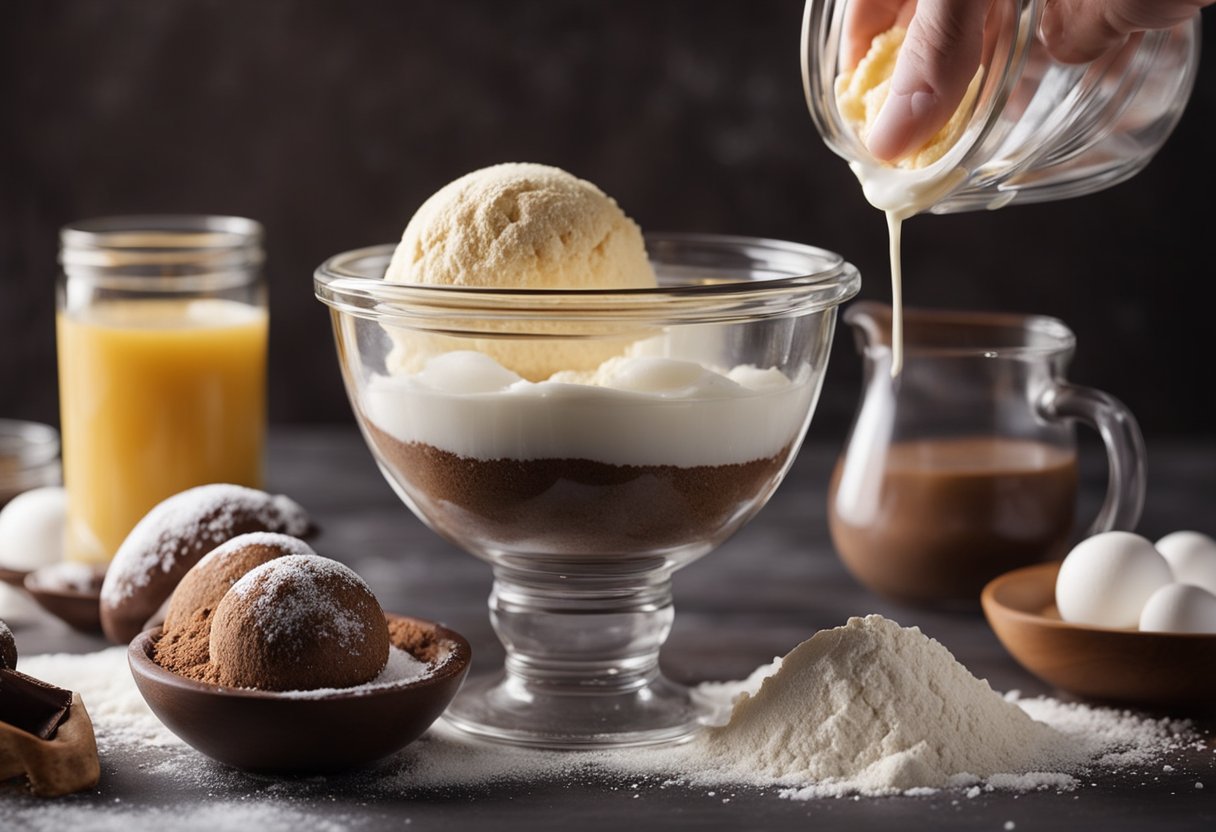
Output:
[231, 554, 378, 650]
[194, 532, 316, 572]
[100, 484, 310, 606]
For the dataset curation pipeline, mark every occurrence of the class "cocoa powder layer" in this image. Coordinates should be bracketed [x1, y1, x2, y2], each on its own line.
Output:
[366, 424, 791, 556]
[153, 609, 219, 683]
[387, 616, 443, 664]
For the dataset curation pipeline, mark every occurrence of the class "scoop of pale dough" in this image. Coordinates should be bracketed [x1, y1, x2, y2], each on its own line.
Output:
[382, 163, 657, 382]
[835, 27, 982, 168]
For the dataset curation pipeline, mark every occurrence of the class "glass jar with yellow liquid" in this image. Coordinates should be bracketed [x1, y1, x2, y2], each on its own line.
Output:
[56, 215, 268, 565]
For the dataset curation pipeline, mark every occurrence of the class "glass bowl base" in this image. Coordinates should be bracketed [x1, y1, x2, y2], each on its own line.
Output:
[440, 671, 703, 749]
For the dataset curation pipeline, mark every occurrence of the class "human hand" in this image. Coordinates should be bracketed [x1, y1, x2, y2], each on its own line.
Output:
[845, 0, 1212, 163]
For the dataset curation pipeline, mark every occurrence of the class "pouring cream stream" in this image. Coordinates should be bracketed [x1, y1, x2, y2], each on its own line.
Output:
[833, 26, 980, 376]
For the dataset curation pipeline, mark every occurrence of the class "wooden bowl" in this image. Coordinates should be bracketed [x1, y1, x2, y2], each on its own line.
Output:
[0, 565, 30, 589]
[23, 563, 106, 634]
[128, 613, 471, 773]
[981, 562, 1216, 711]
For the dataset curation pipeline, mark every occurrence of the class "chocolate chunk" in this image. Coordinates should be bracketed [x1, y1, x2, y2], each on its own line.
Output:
[0, 689, 100, 797]
[0, 619, 16, 670]
[0, 669, 72, 739]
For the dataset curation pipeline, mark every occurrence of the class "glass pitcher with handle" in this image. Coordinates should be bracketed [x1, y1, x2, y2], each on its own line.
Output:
[827, 302, 1146, 609]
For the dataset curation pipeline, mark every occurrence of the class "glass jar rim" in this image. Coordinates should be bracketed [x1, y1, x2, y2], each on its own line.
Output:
[0, 418, 59, 465]
[59, 214, 264, 275]
[60, 213, 262, 250]
[314, 232, 861, 325]
[0, 419, 60, 492]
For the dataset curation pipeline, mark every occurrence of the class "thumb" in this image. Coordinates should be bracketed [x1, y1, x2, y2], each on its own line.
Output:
[866, 0, 991, 162]
[1039, 0, 1208, 64]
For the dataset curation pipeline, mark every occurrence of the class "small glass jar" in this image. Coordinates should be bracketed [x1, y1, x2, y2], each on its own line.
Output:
[57, 215, 268, 564]
[801, 0, 1202, 214]
[0, 419, 60, 507]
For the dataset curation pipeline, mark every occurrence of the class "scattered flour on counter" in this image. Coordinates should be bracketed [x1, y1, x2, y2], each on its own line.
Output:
[9, 614, 1205, 806]
[18, 647, 181, 752]
[3, 802, 362, 832]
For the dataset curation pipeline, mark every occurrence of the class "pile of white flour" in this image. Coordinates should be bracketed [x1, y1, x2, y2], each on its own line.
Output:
[14, 614, 1205, 802]
[687, 614, 1076, 796]
[646, 614, 1205, 799]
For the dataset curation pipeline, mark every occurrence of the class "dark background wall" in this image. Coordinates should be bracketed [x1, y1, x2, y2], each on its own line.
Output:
[2, 0, 1214, 445]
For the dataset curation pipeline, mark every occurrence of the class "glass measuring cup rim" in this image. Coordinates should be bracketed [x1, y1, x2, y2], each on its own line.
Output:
[802, 1, 1202, 215]
[844, 300, 1076, 359]
[314, 232, 862, 327]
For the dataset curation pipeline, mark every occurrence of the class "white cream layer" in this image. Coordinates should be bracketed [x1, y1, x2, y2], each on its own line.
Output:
[364, 351, 816, 467]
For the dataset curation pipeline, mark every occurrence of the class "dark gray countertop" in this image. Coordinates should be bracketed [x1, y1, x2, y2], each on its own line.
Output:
[4, 427, 1214, 831]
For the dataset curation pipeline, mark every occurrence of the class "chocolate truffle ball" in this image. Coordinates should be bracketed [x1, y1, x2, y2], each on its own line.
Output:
[0, 618, 16, 669]
[163, 532, 317, 632]
[99, 484, 312, 645]
[209, 554, 389, 691]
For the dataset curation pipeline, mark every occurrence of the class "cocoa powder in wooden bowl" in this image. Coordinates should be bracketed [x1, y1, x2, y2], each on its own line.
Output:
[128, 612, 470, 774]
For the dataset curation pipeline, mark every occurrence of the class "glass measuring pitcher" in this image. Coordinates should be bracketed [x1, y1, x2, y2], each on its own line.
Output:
[827, 302, 1146, 608]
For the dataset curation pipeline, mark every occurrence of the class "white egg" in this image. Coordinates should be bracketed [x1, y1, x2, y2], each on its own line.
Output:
[1055, 531, 1173, 628]
[0, 486, 68, 570]
[1138, 583, 1216, 634]
[1154, 530, 1216, 596]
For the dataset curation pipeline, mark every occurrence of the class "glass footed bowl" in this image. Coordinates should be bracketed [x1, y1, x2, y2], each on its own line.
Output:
[314, 232, 859, 749]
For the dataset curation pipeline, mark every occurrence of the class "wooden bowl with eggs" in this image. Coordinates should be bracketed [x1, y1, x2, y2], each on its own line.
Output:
[982, 562, 1216, 712]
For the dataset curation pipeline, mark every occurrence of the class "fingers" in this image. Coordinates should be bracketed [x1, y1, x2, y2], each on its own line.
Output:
[842, 0, 912, 68]
[1039, 0, 1210, 64]
[849, 0, 1209, 160]
[866, 0, 992, 162]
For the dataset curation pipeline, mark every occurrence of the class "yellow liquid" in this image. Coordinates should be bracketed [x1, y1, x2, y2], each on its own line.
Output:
[56, 299, 268, 564]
